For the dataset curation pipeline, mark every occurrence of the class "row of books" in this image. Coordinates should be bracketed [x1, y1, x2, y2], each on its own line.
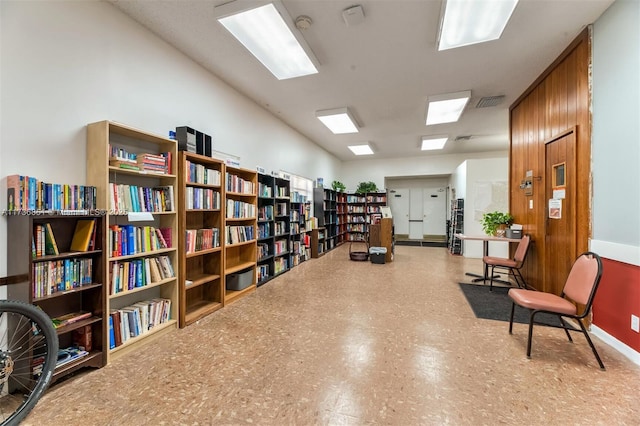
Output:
[108, 298, 171, 349]
[275, 185, 289, 198]
[108, 145, 172, 175]
[274, 239, 288, 255]
[109, 183, 174, 213]
[258, 222, 271, 239]
[274, 221, 288, 236]
[32, 258, 94, 298]
[258, 182, 272, 198]
[185, 160, 221, 186]
[274, 256, 288, 274]
[346, 195, 366, 203]
[185, 228, 220, 253]
[185, 187, 220, 210]
[32, 347, 90, 377]
[290, 192, 308, 203]
[275, 202, 288, 216]
[226, 173, 255, 194]
[109, 255, 174, 295]
[108, 225, 170, 257]
[257, 264, 270, 283]
[225, 225, 255, 245]
[32, 219, 97, 259]
[257, 243, 269, 260]
[225, 199, 256, 219]
[6, 174, 97, 212]
[366, 196, 387, 203]
[347, 206, 366, 213]
[258, 205, 274, 221]
[346, 215, 366, 223]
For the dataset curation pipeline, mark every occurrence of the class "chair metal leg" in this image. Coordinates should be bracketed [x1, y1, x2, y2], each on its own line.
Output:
[558, 316, 573, 342]
[509, 302, 516, 334]
[526, 310, 537, 358]
[489, 265, 495, 291]
[577, 320, 606, 370]
[514, 269, 526, 288]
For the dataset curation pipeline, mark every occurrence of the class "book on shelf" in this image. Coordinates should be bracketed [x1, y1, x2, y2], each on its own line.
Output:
[73, 325, 93, 352]
[70, 219, 96, 252]
[56, 347, 89, 369]
[52, 311, 93, 329]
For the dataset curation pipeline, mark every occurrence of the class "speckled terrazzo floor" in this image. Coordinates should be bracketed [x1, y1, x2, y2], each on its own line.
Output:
[24, 245, 640, 425]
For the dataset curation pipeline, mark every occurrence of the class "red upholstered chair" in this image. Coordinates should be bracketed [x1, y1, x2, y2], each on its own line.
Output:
[508, 252, 605, 369]
[483, 234, 531, 291]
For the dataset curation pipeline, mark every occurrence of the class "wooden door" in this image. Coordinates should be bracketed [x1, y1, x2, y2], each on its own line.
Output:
[544, 128, 578, 295]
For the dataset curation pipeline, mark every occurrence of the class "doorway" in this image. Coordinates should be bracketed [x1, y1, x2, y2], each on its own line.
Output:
[544, 128, 577, 295]
[388, 187, 447, 244]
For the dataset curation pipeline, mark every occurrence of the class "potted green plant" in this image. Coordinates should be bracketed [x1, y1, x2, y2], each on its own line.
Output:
[331, 180, 346, 192]
[481, 211, 514, 236]
[356, 181, 378, 194]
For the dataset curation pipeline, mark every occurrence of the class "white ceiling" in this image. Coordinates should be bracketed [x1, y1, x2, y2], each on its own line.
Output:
[108, 0, 615, 161]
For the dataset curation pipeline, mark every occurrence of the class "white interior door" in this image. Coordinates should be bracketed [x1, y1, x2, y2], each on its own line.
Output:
[388, 189, 409, 235]
[422, 187, 447, 236]
[409, 188, 423, 239]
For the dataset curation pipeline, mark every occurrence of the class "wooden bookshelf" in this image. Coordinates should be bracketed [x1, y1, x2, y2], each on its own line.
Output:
[310, 227, 326, 258]
[313, 188, 338, 252]
[178, 152, 224, 327]
[224, 166, 257, 304]
[290, 191, 310, 268]
[336, 191, 348, 245]
[346, 193, 367, 241]
[7, 213, 107, 383]
[86, 120, 179, 362]
[365, 191, 388, 234]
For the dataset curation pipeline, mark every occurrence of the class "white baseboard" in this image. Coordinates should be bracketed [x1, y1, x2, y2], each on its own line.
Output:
[591, 325, 640, 366]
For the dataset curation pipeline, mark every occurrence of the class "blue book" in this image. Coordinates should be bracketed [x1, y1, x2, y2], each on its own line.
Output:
[108, 315, 116, 349]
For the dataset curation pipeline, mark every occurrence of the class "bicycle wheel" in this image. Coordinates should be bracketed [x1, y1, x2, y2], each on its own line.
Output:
[0, 300, 58, 426]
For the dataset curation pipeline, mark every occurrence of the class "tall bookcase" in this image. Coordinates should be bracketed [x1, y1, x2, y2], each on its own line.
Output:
[313, 188, 338, 252]
[257, 173, 275, 286]
[224, 166, 257, 304]
[346, 193, 367, 241]
[178, 152, 224, 327]
[86, 120, 179, 362]
[273, 176, 291, 277]
[7, 213, 106, 383]
[336, 192, 348, 245]
[365, 191, 388, 233]
[290, 191, 310, 267]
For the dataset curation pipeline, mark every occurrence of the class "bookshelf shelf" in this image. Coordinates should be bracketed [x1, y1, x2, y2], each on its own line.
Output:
[87, 120, 179, 360]
[108, 319, 177, 355]
[178, 151, 224, 328]
[224, 166, 257, 304]
[7, 213, 107, 383]
[226, 261, 256, 275]
[186, 247, 222, 258]
[108, 277, 177, 300]
[108, 247, 176, 261]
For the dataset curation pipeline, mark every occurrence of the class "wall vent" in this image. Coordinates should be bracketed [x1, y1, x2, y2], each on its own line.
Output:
[454, 135, 473, 141]
[476, 95, 505, 108]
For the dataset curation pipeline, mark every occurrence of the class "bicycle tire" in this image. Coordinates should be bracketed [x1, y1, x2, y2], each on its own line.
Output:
[0, 300, 58, 426]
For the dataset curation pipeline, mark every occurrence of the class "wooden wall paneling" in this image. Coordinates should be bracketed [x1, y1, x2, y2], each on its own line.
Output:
[509, 28, 591, 295]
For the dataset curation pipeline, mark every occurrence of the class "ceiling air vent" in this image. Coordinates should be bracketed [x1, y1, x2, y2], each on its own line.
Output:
[454, 135, 472, 142]
[476, 95, 505, 108]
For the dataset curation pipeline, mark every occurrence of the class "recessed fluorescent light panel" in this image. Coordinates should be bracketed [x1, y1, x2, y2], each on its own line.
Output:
[438, 0, 519, 51]
[421, 136, 448, 151]
[425, 90, 471, 125]
[316, 108, 359, 134]
[348, 144, 374, 155]
[215, 1, 319, 80]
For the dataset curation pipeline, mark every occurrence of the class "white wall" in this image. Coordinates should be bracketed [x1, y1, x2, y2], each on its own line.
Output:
[452, 158, 509, 258]
[0, 1, 341, 274]
[339, 150, 507, 192]
[592, 0, 640, 256]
